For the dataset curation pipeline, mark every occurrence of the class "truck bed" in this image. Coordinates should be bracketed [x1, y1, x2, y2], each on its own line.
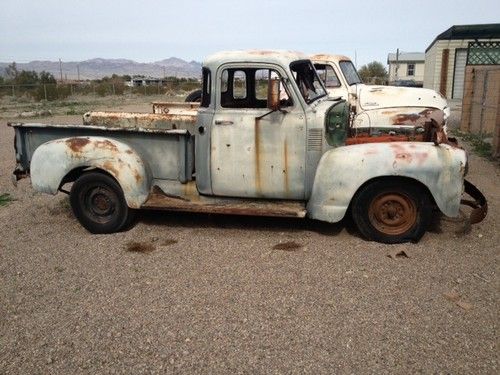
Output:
[10, 122, 194, 183]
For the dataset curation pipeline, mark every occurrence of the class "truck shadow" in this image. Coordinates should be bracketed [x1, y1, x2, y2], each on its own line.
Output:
[137, 209, 360, 238]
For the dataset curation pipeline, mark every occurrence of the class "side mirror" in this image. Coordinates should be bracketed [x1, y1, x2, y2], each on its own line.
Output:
[267, 78, 280, 111]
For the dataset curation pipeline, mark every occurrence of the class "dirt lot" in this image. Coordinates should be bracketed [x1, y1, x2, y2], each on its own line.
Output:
[0, 99, 498, 374]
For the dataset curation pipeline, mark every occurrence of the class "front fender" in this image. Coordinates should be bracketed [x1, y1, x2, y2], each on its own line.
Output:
[306, 142, 466, 222]
[31, 136, 151, 208]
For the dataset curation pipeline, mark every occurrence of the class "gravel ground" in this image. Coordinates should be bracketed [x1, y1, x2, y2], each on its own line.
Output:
[0, 103, 498, 374]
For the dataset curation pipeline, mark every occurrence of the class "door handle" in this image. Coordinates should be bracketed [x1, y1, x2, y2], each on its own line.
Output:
[215, 120, 234, 125]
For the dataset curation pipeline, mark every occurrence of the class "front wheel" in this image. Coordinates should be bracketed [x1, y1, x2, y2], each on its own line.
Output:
[351, 179, 432, 243]
[70, 172, 135, 234]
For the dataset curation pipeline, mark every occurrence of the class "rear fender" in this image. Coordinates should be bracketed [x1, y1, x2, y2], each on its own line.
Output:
[306, 142, 466, 222]
[30, 136, 151, 208]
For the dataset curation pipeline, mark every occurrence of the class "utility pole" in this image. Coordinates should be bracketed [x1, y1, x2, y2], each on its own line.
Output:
[162, 66, 166, 78]
[395, 48, 399, 82]
[77, 64, 80, 81]
[354, 50, 357, 68]
[59, 58, 63, 82]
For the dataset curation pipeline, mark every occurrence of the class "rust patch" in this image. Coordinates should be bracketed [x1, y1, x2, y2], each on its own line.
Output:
[94, 139, 119, 152]
[142, 187, 306, 218]
[395, 153, 412, 162]
[391, 113, 422, 124]
[346, 135, 416, 145]
[126, 241, 155, 253]
[66, 138, 90, 152]
[66, 138, 119, 154]
[133, 169, 142, 183]
[102, 161, 121, 178]
[273, 241, 302, 251]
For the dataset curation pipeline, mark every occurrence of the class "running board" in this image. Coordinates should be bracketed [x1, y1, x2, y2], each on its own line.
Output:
[142, 186, 307, 218]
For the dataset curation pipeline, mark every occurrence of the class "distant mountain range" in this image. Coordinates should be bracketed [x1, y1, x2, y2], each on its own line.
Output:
[0, 57, 202, 80]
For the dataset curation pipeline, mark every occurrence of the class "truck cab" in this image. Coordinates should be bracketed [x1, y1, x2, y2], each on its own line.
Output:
[194, 50, 342, 200]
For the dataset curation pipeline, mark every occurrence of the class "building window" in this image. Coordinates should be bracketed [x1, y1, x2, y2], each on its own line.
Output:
[407, 63, 415, 76]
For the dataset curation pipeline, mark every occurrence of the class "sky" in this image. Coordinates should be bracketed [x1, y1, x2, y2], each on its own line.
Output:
[1, 0, 499, 67]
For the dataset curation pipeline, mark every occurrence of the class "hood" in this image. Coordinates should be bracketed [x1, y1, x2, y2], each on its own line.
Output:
[357, 84, 448, 112]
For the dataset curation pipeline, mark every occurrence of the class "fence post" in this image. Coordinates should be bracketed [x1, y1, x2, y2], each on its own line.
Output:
[144, 84, 147, 96]
[157, 81, 160, 95]
[70, 83, 73, 96]
[112, 83, 115, 95]
[44, 84, 47, 101]
[11, 85, 15, 97]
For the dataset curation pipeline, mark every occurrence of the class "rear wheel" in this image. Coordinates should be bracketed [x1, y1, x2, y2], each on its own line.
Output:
[351, 179, 431, 243]
[185, 89, 202, 103]
[70, 172, 134, 233]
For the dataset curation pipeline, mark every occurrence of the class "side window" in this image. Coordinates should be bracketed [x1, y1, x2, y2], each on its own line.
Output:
[314, 63, 341, 88]
[220, 68, 291, 108]
[255, 69, 291, 107]
[201, 67, 211, 108]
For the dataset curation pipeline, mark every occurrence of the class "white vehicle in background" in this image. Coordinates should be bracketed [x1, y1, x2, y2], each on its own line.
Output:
[311, 54, 450, 142]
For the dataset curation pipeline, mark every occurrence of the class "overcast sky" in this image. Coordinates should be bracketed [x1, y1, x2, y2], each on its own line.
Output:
[1, 0, 498, 67]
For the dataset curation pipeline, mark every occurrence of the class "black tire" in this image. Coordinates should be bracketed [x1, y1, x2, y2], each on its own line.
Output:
[70, 172, 134, 234]
[185, 89, 202, 103]
[351, 179, 432, 244]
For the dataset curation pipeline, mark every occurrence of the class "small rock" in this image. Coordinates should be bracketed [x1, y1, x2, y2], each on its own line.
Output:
[443, 291, 461, 302]
[456, 300, 473, 311]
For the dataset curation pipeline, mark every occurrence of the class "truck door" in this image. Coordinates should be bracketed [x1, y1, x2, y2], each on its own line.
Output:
[210, 65, 306, 199]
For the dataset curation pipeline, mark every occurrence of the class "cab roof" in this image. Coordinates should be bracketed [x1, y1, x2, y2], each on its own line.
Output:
[310, 54, 352, 64]
[203, 50, 309, 70]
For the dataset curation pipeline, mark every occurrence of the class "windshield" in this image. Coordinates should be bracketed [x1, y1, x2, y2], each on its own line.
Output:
[339, 60, 362, 85]
[290, 60, 327, 104]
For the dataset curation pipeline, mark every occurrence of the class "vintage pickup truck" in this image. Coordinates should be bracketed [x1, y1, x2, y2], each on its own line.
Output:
[10, 50, 487, 244]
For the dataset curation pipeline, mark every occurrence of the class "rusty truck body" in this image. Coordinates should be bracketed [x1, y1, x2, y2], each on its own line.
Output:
[10, 50, 486, 244]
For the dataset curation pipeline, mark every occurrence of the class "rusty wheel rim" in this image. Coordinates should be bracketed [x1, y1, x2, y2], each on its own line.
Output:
[83, 186, 117, 223]
[368, 193, 417, 235]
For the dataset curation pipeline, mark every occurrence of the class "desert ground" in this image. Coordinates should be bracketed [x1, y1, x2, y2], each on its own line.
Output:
[0, 95, 498, 374]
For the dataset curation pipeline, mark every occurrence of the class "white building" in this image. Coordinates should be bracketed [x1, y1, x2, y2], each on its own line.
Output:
[387, 52, 425, 85]
[424, 23, 500, 100]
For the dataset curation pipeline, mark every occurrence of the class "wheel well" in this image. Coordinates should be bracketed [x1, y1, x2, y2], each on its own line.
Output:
[59, 167, 117, 189]
[350, 176, 436, 208]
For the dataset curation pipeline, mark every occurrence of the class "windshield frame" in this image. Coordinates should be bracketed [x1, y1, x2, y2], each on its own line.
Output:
[339, 60, 362, 86]
[289, 59, 327, 104]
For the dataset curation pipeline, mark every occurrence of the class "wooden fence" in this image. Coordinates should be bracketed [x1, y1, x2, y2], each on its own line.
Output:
[460, 66, 500, 157]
